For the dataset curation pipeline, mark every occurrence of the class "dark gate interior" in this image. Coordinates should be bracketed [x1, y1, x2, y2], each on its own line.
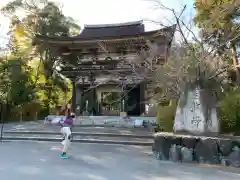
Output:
[126, 83, 145, 116]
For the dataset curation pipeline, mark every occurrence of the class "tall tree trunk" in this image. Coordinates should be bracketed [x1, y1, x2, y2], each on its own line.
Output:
[45, 79, 52, 114]
[20, 111, 23, 122]
[230, 43, 240, 84]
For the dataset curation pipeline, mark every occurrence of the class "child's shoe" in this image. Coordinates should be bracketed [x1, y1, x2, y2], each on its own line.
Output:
[61, 153, 70, 159]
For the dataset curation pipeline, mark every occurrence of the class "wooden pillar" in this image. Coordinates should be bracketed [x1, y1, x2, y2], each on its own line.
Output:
[140, 81, 146, 115]
[99, 92, 103, 115]
[93, 87, 98, 115]
[123, 86, 128, 113]
[120, 80, 124, 112]
[71, 80, 76, 114]
[80, 90, 84, 115]
[88, 72, 97, 115]
[80, 77, 86, 115]
[120, 78, 127, 116]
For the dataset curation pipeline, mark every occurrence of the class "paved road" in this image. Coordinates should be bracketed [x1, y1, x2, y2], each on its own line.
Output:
[0, 141, 240, 180]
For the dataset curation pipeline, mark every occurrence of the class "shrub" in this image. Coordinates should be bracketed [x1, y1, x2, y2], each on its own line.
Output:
[218, 88, 240, 135]
[156, 100, 177, 132]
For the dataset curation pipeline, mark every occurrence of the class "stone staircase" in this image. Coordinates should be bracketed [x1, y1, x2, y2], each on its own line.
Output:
[3, 130, 153, 146]
[1, 116, 156, 146]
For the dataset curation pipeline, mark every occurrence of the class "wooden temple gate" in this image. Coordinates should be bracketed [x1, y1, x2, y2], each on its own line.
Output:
[33, 21, 175, 116]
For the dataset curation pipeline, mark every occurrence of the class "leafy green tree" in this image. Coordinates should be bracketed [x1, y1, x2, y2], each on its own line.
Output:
[0, 54, 37, 121]
[1, 0, 79, 114]
[144, 0, 232, 134]
[193, 0, 240, 133]
[218, 87, 240, 135]
[194, 0, 240, 63]
[0, 56, 11, 105]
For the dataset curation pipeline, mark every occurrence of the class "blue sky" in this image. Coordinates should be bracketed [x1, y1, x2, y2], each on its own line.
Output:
[0, 0, 195, 45]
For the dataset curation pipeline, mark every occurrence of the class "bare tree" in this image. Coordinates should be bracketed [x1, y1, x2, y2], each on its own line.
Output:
[143, 0, 239, 135]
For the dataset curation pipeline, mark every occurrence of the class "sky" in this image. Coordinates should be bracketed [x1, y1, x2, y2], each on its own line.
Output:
[0, 0, 195, 46]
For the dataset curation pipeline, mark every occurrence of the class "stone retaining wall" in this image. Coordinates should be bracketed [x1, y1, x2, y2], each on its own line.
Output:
[152, 133, 240, 168]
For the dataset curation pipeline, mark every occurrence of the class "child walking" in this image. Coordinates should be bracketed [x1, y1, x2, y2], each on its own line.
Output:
[60, 109, 74, 159]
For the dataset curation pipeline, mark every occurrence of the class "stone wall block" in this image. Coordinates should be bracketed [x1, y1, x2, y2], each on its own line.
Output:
[169, 144, 182, 162]
[181, 147, 193, 162]
[153, 134, 172, 160]
[218, 139, 234, 157]
[171, 136, 182, 146]
[182, 136, 199, 149]
[225, 142, 240, 168]
[226, 148, 240, 168]
[153, 133, 240, 168]
[194, 138, 220, 164]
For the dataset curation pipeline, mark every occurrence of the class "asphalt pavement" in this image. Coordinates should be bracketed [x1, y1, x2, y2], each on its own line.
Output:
[0, 141, 240, 180]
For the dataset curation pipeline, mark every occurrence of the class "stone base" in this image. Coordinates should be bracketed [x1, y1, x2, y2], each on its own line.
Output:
[152, 132, 240, 168]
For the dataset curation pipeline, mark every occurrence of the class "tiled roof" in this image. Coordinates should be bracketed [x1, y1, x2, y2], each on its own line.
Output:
[33, 23, 176, 42]
[77, 21, 145, 39]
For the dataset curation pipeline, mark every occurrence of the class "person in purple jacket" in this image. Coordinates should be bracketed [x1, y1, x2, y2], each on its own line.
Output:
[60, 109, 74, 159]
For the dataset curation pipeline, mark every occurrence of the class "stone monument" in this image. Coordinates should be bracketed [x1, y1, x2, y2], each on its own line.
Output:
[173, 86, 219, 135]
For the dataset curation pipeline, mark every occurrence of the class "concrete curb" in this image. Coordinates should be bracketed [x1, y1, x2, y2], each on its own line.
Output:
[3, 131, 153, 139]
[1, 137, 153, 146]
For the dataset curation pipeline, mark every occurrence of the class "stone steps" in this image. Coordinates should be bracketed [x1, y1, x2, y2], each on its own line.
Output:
[2, 117, 156, 146]
[2, 137, 153, 146]
[4, 131, 153, 138]
[2, 130, 153, 146]
[7, 125, 154, 135]
[73, 116, 156, 126]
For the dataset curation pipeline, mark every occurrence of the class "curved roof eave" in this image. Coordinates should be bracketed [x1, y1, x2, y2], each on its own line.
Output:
[34, 24, 176, 45]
